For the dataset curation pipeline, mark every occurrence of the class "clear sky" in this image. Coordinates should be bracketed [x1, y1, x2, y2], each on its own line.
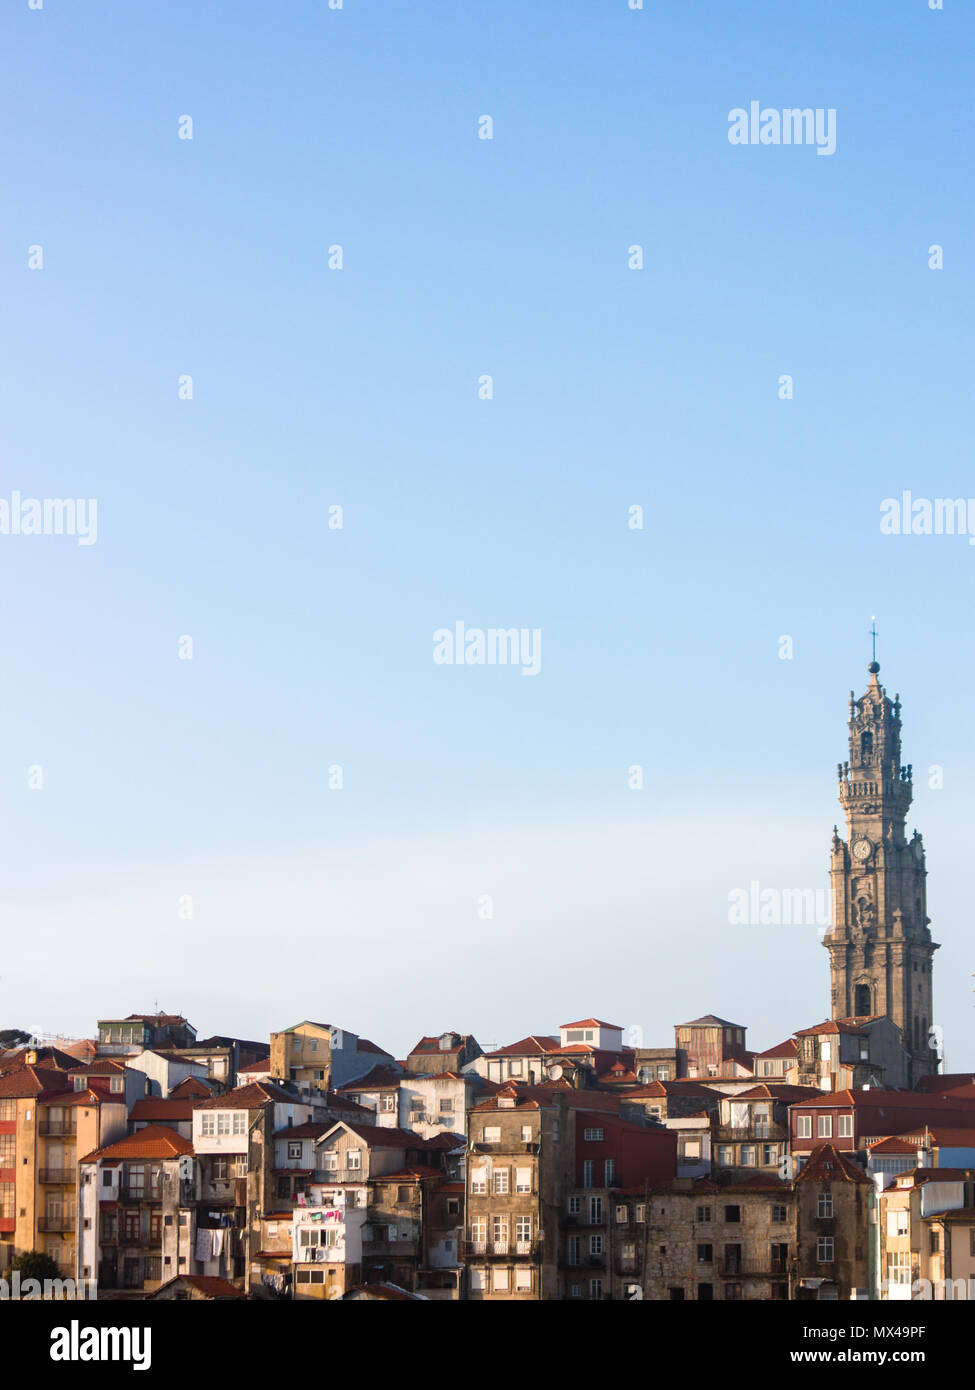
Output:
[1, 0, 972, 1063]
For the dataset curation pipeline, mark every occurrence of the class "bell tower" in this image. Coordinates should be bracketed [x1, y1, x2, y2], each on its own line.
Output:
[824, 650, 939, 1085]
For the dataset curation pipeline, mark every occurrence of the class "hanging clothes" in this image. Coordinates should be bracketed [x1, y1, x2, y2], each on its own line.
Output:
[211, 1229, 224, 1258]
[195, 1228, 213, 1262]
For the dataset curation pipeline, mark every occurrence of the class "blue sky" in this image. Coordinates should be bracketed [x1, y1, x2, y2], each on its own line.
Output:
[1, 0, 972, 1062]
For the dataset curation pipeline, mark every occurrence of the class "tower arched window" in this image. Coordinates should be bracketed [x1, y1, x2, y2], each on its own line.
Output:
[854, 984, 871, 1016]
[860, 731, 873, 759]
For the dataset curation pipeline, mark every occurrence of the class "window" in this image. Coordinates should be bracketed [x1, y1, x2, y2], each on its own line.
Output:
[0, 1135, 14, 1166]
[724, 1206, 741, 1224]
[684, 1140, 701, 1160]
[346, 1150, 361, 1170]
[516, 1216, 531, 1248]
[381, 1095, 396, 1112]
[288, 1142, 302, 1160]
[469, 1219, 486, 1249]
[126, 1164, 145, 1196]
[397, 1186, 411, 1204]
[491, 1268, 509, 1292]
[492, 1216, 508, 1251]
[520, 1125, 532, 1142]
[589, 1279, 603, 1300]
[635, 1204, 646, 1223]
[670, 1286, 686, 1300]
[887, 1251, 911, 1286]
[482, 1126, 501, 1144]
[838, 1114, 853, 1138]
[717, 1146, 732, 1167]
[817, 1193, 834, 1219]
[741, 1146, 755, 1167]
[970, 1229, 975, 1258]
[110, 1076, 124, 1094]
[515, 1167, 531, 1194]
[817, 1116, 833, 1139]
[698, 1282, 714, 1300]
[725, 1283, 742, 1301]
[697, 1243, 713, 1263]
[0, 1184, 13, 1219]
[567, 1235, 581, 1266]
[469, 1267, 487, 1291]
[515, 1267, 532, 1291]
[568, 1196, 581, 1215]
[439, 1098, 453, 1113]
[0, 1101, 14, 1121]
[470, 1168, 487, 1194]
[590, 1234, 603, 1256]
[763, 1145, 776, 1166]
[583, 1128, 604, 1143]
[817, 1236, 834, 1263]
[697, 1205, 711, 1223]
[494, 1169, 509, 1194]
[797, 1116, 812, 1138]
[604, 1159, 616, 1186]
[583, 1160, 594, 1189]
[616, 1204, 628, 1224]
[656, 1066, 670, 1081]
[771, 1205, 787, 1223]
[589, 1196, 603, 1225]
[73, 1076, 85, 1091]
[320, 1151, 339, 1172]
[929, 1229, 940, 1254]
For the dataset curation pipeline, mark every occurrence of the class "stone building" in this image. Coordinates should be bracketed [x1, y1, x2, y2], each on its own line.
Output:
[794, 1143, 875, 1300]
[824, 660, 939, 1084]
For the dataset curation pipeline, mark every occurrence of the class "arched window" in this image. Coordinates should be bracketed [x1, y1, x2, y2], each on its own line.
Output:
[860, 731, 873, 759]
[854, 984, 871, 1016]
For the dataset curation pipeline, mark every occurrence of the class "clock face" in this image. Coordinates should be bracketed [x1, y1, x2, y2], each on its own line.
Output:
[853, 838, 872, 862]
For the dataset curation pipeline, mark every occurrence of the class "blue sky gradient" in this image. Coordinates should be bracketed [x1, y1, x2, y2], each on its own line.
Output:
[1, 1, 972, 1060]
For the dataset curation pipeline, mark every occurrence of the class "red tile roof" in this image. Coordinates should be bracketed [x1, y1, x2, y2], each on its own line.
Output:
[81, 1124, 193, 1164]
[560, 1019, 623, 1031]
[194, 1081, 302, 1110]
[336, 1067, 402, 1092]
[239, 1057, 272, 1073]
[795, 1143, 874, 1186]
[484, 1035, 559, 1059]
[152, 1275, 244, 1299]
[755, 1039, 798, 1059]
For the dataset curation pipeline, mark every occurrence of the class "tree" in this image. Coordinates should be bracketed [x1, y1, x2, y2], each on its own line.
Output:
[0, 1029, 31, 1049]
[10, 1250, 62, 1283]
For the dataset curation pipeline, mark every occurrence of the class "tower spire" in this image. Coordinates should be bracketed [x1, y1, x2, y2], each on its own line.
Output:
[869, 616, 878, 669]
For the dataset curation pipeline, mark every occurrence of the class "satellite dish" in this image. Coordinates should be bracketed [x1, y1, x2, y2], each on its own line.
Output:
[548, 1064, 563, 1080]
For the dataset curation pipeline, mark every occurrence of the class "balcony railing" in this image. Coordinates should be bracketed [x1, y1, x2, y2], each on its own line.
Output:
[38, 1122, 77, 1137]
[39, 1213, 76, 1232]
[39, 1169, 76, 1184]
[461, 1239, 535, 1258]
[716, 1124, 787, 1143]
[118, 1186, 162, 1202]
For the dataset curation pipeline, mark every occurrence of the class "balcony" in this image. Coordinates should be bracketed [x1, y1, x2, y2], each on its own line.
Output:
[118, 1186, 162, 1203]
[39, 1213, 76, 1232]
[39, 1169, 76, 1184]
[716, 1124, 787, 1143]
[39, 1122, 77, 1138]
[461, 1240, 536, 1259]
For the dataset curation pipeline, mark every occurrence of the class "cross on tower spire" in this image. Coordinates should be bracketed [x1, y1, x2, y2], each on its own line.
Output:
[869, 616, 878, 667]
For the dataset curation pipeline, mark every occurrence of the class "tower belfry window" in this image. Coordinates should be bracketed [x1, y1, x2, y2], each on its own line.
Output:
[860, 731, 873, 759]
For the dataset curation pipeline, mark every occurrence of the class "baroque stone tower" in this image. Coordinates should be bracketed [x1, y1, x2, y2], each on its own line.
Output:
[824, 658, 939, 1085]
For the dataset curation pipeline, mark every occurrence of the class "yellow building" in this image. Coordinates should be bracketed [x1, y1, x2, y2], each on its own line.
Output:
[0, 1060, 127, 1279]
